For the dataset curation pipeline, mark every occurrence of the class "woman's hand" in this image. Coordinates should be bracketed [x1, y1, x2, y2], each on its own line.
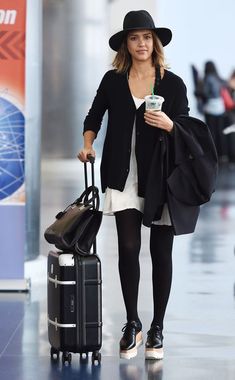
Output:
[144, 111, 174, 133]
[77, 147, 96, 162]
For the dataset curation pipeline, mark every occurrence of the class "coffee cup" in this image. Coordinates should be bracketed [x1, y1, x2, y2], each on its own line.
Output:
[145, 95, 165, 111]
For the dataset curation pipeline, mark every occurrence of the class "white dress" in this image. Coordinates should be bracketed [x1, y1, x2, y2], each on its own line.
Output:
[103, 95, 171, 226]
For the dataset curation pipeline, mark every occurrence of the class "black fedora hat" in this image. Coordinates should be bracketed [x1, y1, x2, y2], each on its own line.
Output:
[109, 10, 172, 51]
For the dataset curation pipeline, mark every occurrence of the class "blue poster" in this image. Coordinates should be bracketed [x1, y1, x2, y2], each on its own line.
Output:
[0, 96, 25, 280]
[0, 1, 27, 287]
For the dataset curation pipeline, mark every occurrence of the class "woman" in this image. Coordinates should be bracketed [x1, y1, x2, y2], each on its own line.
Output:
[78, 10, 217, 360]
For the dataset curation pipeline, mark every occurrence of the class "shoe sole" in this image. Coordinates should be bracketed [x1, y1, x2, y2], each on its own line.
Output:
[120, 331, 143, 359]
[145, 347, 164, 360]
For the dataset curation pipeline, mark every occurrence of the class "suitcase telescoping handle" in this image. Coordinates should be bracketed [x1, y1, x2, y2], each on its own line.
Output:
[84, 154, 95, 191]
[84, 154, 98, 255]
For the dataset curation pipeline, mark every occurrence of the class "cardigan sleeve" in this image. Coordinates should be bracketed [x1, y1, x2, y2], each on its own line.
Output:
[83, 71, 110, 137]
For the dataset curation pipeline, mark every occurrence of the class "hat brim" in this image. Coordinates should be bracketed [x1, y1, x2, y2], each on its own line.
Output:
[109, 27, 172, 51]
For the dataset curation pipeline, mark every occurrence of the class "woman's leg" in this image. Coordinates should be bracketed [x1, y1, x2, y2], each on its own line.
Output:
[149, 225, 174, 329]
[115, 208, 143, 359]
[115, 208, 142, 322]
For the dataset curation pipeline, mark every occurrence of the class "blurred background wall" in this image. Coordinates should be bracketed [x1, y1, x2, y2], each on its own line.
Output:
[42, 0, 235, 159]
[42, 0, 109, 158]
[156, 0, 234, 116]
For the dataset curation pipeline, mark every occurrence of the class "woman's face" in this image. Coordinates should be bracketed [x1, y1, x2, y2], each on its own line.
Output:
[127, 30, 154, 63]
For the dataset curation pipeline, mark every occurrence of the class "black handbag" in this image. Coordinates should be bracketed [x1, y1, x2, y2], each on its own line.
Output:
[44, 158, 102, 255]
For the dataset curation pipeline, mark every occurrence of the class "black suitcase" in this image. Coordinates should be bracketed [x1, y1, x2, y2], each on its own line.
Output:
[47, 250, 102, 364]
[47, 157, 102, 364]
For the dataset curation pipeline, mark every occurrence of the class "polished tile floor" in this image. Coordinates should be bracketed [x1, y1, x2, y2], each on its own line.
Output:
[0, 161, 235, 380]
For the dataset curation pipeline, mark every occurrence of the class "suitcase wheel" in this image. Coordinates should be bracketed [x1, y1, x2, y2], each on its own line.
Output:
[92, 351, 101, 365]
[50, 347, 60, 361]
[62, 351, 72, 365]
[80, 352, 89, 363]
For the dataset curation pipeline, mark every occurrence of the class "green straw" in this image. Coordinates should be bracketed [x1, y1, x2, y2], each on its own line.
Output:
[151, 84, 154, 96]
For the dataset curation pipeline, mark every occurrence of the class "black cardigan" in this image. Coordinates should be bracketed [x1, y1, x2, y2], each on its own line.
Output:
[83, 68, 189, 195]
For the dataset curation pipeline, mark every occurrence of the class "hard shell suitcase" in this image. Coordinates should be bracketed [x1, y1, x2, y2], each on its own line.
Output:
[47, 250, 102, 364]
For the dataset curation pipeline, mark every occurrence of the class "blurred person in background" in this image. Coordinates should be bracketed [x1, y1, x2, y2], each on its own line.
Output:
[223, 70, 235, 163]
[228, 70, 235, 101]
[191, 64, 205, 114]
[224, 70, 235, 126]
[203, 61, 227, 161]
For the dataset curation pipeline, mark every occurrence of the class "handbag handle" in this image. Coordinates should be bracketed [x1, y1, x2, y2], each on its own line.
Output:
[76, 185, 100, 210]
[56, 186, 100, 220]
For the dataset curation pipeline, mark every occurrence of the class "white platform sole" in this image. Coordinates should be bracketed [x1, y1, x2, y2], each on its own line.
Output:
[120, 331, 143, 360]
[145, 347, 164, 360]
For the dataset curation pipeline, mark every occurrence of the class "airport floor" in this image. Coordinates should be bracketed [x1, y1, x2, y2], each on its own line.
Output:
[0, 160, 235, 380]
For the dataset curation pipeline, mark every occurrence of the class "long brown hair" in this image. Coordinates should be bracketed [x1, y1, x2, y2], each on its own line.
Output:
[112, 31, 167, 76]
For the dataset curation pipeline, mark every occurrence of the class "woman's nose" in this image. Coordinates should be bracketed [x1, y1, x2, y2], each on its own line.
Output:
[138, 38, 145, 46]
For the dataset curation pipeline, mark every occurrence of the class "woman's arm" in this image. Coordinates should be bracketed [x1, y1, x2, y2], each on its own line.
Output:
[144, 76, 189, 132]
[77, 71, 110, 162]
[83, 72, 110, 135]
[77, 130, 96, 162]
[144, 111, 173, 132]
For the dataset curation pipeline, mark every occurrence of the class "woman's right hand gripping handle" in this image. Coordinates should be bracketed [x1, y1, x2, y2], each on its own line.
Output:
[77, 131, 96, 163]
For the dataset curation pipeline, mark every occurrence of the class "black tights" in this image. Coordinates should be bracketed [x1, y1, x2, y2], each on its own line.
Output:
[115, 208, 174, 329]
